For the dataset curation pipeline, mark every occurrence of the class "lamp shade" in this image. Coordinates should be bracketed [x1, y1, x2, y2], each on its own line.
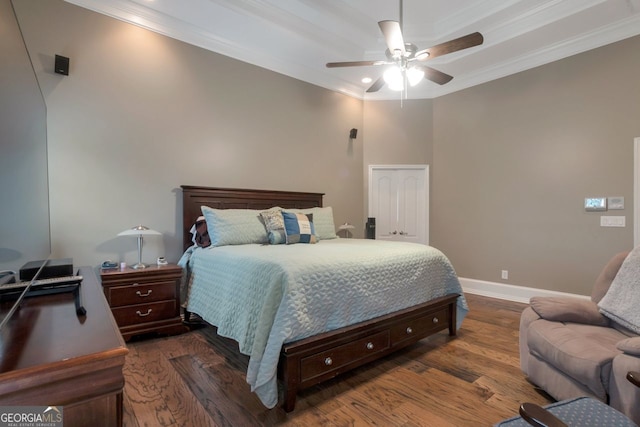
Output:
[118, 225, 161, 236]
[383, 66, 404, 91]
[406, 67, 425, 86]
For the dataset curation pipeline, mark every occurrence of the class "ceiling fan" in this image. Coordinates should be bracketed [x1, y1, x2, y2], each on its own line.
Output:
[326, 0, 484, 93]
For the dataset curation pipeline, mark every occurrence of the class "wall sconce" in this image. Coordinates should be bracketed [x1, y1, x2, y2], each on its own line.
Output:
[349, 128, 358, 139]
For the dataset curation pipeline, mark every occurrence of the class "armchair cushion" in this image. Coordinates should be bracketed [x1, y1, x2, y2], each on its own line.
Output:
[527, 321, 624, 398]
[530, 297, 609, 326]
[617, 337, 640, 356]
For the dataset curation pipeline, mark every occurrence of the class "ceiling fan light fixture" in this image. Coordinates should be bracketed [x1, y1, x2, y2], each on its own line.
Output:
[406, 67, 425, 86]
[325, 0, 483, 95]
[361, 77, 373, 84]
[383, 66, 404, 91]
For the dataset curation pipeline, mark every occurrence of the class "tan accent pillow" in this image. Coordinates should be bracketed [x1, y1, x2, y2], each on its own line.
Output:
[260, 208, 286, 245]
[530, 296, 609, 326]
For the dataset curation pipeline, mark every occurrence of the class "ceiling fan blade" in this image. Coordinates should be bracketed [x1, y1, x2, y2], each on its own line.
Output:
[417, 66, 453, 85]
[366, 76, 385, 93]
[326, 60, 388, 68]
[378, 20, 405, 55]
[415, 32, 484, 61]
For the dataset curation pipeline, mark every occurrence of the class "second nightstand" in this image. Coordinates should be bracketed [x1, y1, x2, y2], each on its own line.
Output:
[100, 264, 186, 341]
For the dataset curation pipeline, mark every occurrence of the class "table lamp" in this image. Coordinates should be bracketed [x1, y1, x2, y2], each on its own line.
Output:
[338, 223, 355, 238]
[117, 225, 161, 269]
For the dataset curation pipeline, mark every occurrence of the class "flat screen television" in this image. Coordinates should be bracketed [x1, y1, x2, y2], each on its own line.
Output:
[0, 257, 50, 330]
[0, 0, 51, 329]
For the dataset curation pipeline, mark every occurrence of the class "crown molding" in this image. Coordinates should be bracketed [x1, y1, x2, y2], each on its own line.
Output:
[66, 0, 640, 101]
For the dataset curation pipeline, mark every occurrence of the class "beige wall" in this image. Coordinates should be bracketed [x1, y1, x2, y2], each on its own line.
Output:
[431, 35, 640, 295]
[363, 99, 433, 165]
[12, 0, 364, 267]
[360, 37, 639, 296]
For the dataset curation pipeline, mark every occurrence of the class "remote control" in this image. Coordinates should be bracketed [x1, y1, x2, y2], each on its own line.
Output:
[33, 275, 83, 287]
[0, 275, 83, 292]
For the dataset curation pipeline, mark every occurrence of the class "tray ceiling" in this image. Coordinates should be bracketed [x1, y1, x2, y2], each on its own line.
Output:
[66, 0, 640, 100]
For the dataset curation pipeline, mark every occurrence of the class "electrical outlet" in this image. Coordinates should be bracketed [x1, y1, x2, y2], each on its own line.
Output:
[501, 270, 509, 280]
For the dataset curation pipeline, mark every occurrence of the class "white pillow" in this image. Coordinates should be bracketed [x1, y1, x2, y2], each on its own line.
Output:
[201, 206, 268, 247]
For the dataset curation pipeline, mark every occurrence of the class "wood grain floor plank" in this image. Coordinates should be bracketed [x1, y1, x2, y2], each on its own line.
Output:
[395, 400, 460, 427]
[123, 371, 178, 426]
[448, 338, 521, 369]
[171, 354, 260, 426]
[122, 393, 141, 427]
[335, 397, 406, 426]
[123, 294, 552, 426]
[123, 337, 215, 427]
[350, 367, 490, 425]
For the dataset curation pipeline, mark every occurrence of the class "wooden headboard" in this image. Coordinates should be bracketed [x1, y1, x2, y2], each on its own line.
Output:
[181, 186, 324, 250]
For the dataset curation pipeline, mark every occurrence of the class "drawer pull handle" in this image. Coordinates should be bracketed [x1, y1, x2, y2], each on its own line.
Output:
[406, 326, 413, 334]
[432, 317, 439, 324]
[136, 309, 152, 317]
[366, 342, 374, 350]
[136, 289, 153, 297]
[324, 357, 333, 366]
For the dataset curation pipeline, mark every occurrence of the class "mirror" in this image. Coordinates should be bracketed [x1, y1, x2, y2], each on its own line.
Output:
[0, 0, 50, 279]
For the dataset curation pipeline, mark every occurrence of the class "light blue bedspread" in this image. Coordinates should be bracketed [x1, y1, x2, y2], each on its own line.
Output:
[179, 239, 467, 408]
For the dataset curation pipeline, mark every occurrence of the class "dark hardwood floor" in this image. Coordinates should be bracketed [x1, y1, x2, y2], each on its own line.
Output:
[122, 294, 552, 426]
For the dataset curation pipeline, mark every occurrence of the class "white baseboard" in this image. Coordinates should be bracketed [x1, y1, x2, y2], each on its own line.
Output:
[459, 277, 590, 304]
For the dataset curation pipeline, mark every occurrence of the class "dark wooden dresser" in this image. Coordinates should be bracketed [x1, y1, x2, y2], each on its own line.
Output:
[100, 264, 185, 341]
[0, 266, 128, 427]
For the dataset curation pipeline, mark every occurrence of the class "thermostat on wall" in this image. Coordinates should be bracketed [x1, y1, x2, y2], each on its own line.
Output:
[585, 197, 607, 211]
[608, 196, 624, 210]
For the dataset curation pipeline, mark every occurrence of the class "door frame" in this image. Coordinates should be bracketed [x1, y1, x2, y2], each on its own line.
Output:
[635, 137, 640, 247]
[368, 164, 429, 244]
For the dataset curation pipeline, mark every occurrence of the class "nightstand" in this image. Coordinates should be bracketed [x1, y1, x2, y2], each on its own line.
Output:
[100, 264, 186, 341]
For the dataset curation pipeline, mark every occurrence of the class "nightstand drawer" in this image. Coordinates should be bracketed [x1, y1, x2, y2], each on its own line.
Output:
[111, 300, 177, 327]
[108, 281, 176, 307]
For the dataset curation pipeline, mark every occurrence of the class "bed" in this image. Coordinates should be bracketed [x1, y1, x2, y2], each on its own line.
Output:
[179, 185, 467, 412]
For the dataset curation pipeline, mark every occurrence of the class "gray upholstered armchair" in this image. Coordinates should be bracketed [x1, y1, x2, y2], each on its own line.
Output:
[519, 251, 640, 424]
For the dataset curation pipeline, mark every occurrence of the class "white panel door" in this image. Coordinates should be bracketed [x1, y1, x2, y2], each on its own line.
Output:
[369, 165, 429, 244]
[370, 170, 398, 242]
